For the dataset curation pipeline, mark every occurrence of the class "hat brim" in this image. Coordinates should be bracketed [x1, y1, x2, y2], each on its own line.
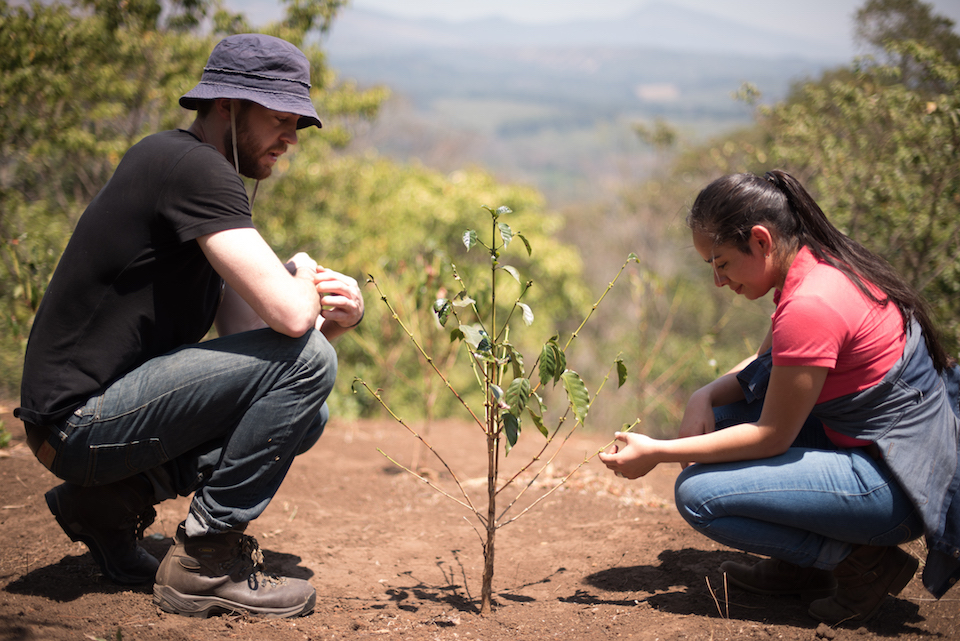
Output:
[180, 84, 322, 130]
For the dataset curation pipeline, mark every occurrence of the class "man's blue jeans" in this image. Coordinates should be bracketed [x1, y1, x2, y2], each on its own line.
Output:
[674, 398, 923, 570]
[42, 328, 337, 535]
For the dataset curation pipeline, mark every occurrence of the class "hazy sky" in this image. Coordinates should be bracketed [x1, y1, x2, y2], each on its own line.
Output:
[229, 0, 960, 48]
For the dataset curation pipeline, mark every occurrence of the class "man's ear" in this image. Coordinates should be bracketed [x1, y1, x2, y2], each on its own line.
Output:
[212, 98, 234, 121]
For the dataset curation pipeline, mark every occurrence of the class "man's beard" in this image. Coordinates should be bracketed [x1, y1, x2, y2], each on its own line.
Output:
[223, 112, 275, 181]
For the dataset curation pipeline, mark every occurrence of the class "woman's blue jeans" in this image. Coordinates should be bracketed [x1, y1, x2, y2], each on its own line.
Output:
[43, 328, 337, 535]
[674, 399, 923, 570]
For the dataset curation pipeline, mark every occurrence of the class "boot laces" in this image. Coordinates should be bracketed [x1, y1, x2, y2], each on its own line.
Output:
[239, 534, 288, 587]
[239, 533, 265, 567]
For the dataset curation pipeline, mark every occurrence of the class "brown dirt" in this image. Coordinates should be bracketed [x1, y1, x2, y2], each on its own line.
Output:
[1, 402, 957, 641]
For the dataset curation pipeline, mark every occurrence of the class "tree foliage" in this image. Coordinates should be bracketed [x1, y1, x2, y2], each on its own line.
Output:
[761, 43, 960, 354]
[0, 0, 387, 393]
[1, 0, 206, 384]
[623, 0, 960, 369]
[856, 0, 960, 92]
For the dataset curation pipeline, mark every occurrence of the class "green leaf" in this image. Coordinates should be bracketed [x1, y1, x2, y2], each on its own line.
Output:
[502, 264, 521, 284]
[496, 206, 513, 216]
[628, 252, 639, 262]
[452, 295, 475, 308]
[498, 222, 514, 248]
[433, 298, 451, 326]
[462, 229, 478, 250]
[616, 357, 628, 388]
[561, 369, 590, 424]
[516, 232, 532, 256]
[504, 343, 525, 378]
[477, 333, 491, 352]
[538, 341, 558, 386]
[503, 413, 520, 453]
[518, 302, 534, 326]
[504, 377, 531, 416]
[460, 324, 485, 349]
[538, 336, 565, 386]
[490, 384, 504, 401]
[527, 405, 549, 438]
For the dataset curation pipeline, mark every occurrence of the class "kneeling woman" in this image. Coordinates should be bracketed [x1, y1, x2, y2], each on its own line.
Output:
[600, 170, 960, 625]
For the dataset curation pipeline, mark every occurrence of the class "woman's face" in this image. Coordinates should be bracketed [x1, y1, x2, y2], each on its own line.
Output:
[692, 228, 779, 300]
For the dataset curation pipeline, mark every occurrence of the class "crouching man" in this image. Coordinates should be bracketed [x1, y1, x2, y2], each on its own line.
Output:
[15, 33, 363, 618]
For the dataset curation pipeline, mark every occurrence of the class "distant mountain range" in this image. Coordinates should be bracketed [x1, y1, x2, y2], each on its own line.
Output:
[318, 4, 849, 204]
[323, 3, 850, 61]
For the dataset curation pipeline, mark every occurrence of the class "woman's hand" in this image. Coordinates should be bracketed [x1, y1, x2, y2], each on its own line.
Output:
[598, 432, 663, 480]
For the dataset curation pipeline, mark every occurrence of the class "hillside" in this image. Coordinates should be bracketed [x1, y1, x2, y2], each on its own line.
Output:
[321, 5, 844, 203]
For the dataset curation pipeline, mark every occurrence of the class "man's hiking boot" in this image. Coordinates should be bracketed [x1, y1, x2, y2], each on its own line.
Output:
[45, 479, 159, 585]
[808, 544, 918, 625]
[153, 522, 316, 619]
[720, 557, 837, 600]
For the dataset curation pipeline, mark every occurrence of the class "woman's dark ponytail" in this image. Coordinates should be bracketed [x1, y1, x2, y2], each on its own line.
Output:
[689, 170, 951, 371]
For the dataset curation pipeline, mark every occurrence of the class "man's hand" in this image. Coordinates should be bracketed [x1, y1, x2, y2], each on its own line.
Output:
[285, 252, 319, 277]
[315, 268, 364, 339]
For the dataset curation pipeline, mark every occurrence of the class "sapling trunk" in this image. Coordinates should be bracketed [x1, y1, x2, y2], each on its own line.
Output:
[481, 424, 498, 613]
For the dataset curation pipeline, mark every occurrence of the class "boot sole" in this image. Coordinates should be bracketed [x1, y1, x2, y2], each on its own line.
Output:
[153, 584, 317, 619]
[45, 486, 158, 585]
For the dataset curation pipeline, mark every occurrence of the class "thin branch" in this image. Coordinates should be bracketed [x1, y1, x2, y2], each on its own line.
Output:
[496, 412, 569, 499]
[563, 254, 638, 352]
[498, 355, 619, 504]
[377, 449, 483, 522]
[355, 378, 478, 513]
[367, 275, 485, 430]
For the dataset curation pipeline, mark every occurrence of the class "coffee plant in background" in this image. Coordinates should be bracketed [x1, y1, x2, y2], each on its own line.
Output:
[354, 205, 639, 614]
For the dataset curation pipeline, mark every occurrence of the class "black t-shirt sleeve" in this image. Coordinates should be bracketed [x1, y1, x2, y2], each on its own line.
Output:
[159, 144, 256, 242]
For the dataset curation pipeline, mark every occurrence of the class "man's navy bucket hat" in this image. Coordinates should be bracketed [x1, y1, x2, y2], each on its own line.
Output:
[180, 33, 322, 129]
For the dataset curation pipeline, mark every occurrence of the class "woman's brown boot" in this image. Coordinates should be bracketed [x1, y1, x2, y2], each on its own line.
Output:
[808, 545, 918, 625]
[720, 557, 837, 600]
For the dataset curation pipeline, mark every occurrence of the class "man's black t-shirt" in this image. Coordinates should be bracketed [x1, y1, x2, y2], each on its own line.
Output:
[17, 129, 255, 426]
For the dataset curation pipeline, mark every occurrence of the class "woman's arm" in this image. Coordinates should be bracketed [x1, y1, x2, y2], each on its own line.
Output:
[678, 326, 773, 440]
[600, 364, 827, 479]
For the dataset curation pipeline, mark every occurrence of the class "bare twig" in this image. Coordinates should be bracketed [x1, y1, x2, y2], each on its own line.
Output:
[706, 576, 724, 619]
[495, 358, 622, 511]
[378, 449, 482, 520]
[357, 378, 478, 513]
[563, 253, 638, 352]
[366, 275, 485, 431]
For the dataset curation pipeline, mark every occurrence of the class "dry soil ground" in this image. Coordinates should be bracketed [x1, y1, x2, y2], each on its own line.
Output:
[0, 402, 957, 641]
